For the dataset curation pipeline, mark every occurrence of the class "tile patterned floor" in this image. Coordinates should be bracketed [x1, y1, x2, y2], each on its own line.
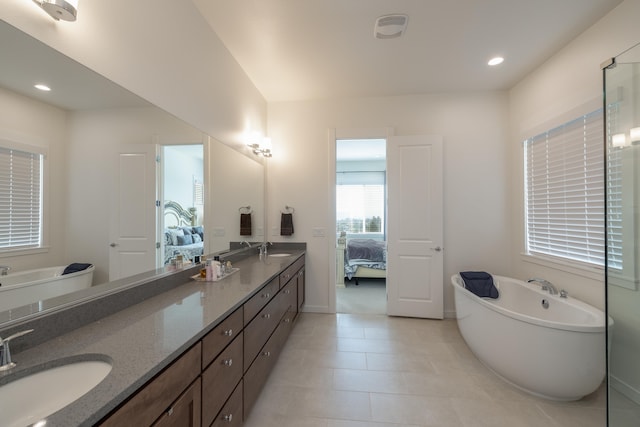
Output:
[244, 313, 607, 427]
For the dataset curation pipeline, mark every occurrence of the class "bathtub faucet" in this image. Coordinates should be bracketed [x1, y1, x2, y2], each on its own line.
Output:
[0, 266, 9, 276]
[527, 278, 558, 295]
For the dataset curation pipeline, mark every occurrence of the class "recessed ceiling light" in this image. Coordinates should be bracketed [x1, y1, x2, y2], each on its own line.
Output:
[488, 57, 504, 66]
[34, 84, 51, 91]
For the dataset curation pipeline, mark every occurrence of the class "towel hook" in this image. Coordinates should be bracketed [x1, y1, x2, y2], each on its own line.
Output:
[239, 205, 252, 214]
[282, 205, 295, 214]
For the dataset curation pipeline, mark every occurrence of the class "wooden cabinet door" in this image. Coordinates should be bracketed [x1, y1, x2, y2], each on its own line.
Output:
[152, 377, 202, 427]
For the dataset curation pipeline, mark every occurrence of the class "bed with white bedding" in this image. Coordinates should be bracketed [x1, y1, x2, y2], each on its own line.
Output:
[337, 235, 386, 286]
[163, 200, 204, 264]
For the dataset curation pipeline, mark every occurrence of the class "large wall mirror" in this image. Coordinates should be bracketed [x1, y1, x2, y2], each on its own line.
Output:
[0, 20, 264, 324]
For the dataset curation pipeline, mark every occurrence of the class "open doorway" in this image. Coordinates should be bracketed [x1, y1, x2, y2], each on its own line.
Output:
[161, 144, 204, 267]
[335, 138, 387, 314]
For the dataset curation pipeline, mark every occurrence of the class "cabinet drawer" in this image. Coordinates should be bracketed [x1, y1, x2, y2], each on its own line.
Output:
[243, 318, 289, 419]
[243, 291, 288, 371]
[152, 377, 201, 427]
[202, 307, 243, 369]
[243, 277, 279, 324]
[279, 256, 304, 288]
[211, 381, 243, 427]
[202, 333, 243, 427]
[100, 342, 201, 427]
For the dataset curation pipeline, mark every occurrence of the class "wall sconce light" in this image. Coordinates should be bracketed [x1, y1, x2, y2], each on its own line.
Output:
[630, 127, 640, 144]
[33, 0, 79, 21]
[248, 137, 273, 158]
[612, 133, 628, 148]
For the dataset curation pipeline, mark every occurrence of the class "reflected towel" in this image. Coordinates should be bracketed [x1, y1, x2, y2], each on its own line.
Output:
[459, 271, 499, 299]
[63, 263, 93, 275]
[240, 213, 252, 236]
[280, 213, 294, 236]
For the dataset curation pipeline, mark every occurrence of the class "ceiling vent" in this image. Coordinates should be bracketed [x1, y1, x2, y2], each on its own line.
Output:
[374, 14, 408, 39]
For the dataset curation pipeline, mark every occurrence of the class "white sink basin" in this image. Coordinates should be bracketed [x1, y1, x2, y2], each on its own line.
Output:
[268, 253, 292, 257]
[0, 359, 112, 427]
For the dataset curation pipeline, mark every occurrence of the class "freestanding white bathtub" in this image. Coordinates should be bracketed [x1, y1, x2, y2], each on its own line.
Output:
[451, 273, 607, 401]
[0, 265, 94, 312]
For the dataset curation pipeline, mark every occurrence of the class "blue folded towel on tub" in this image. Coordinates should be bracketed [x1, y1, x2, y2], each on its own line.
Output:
[459, 271, 499, 299]
[62, 263, 93, 275]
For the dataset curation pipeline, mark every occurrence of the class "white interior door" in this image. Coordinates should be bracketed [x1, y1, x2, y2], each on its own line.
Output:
[386, 135, 443, 319]
[109, 144, 159, 280]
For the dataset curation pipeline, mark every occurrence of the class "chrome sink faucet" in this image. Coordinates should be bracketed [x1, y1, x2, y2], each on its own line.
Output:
[527, 278, 558, 295]
[240, 241, 252, 249]
[0, 266, 10, 276]
[259, 241, 272, 257]
[0, 329, 33, 371]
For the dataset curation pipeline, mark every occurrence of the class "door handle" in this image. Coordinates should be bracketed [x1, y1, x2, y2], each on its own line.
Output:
[109, 243, 118, 247]
[433, 246, 442, 252]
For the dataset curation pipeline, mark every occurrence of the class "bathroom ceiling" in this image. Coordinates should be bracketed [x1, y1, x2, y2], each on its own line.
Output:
[194, 0, 623, 102]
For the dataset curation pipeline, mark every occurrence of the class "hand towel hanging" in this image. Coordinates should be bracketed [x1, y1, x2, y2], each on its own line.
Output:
[240, 213, 252, 236]
[280, 213, 294, 236]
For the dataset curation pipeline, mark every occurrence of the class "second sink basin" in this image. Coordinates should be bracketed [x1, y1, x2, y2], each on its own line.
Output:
[0, 358, 112, 427]
[268, 253, 292, 257]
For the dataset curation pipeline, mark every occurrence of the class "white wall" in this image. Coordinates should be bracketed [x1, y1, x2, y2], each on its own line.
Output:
[267, 92, 510, 315]
[509, 0, 640, 310]
[1, 0, 267, 150]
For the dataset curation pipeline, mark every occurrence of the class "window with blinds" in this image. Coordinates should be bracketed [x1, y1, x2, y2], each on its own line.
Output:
[336, 171, 385, 235]
[0, 144, 44, 251]
[524, 109, 605, 267]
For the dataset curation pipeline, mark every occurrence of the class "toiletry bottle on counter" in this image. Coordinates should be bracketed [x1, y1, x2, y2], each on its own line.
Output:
[205, 260, 213, 281]
[213, 256, 222, 280]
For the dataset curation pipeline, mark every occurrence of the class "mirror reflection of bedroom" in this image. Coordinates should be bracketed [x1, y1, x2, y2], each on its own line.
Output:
[336, 138, 387, 314]
[162, 144, 205, 267]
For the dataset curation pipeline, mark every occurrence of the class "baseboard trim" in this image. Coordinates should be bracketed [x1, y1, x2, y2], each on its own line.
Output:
[611, 374, 640, 405]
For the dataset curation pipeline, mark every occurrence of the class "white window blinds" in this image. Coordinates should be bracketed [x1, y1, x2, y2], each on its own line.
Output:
[0, 145, 44, 250]
[524, 109, 604, 266]
[336, 172, 385, 234]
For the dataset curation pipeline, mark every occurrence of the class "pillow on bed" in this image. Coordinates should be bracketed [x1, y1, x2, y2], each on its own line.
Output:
[192, 226, 204, 240]
[177, 233, 193, 246]
[192, 234, 202, 244]
[164, 231, 172, 246]
[168, 228, 184, 245]
[181, 226, 194, 236]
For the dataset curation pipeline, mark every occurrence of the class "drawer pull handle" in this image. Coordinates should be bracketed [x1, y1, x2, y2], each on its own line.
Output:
[167, 407, 174, 416]
[284, 318, 291, 323]
[262, 351, 271, 357]
[223, 329, 233, 337]
[262, 292, 270, 299]
[262, 313, 271, 319]
[223, 358, 233, 367]
[223, 413, 233, 422]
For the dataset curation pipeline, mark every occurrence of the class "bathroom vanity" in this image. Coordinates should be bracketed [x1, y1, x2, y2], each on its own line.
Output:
[0, 246, 305, 427]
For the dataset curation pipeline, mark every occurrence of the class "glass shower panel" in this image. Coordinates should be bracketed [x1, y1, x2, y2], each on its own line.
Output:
[605, 41, 640, 426]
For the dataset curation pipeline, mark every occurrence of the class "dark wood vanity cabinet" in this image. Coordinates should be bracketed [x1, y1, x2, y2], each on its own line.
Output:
[99, 343, 202, 427]
[100, 255, 304, 427]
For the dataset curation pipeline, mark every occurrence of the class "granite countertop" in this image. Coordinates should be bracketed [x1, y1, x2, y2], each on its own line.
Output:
[1, 250, 305, 427]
